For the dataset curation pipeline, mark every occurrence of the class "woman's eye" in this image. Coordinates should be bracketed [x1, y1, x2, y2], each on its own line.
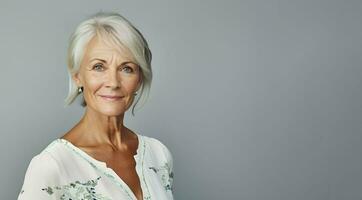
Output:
[93, 64, 104, 71]
[122, 66, 134, 73]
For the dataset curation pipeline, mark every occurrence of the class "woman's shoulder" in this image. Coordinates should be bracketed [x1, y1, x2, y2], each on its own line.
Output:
[23, 139, 63, 178]
[22, 138, 70, 181]
[141, 134, 174, 165]
[18, 142, 62, 199]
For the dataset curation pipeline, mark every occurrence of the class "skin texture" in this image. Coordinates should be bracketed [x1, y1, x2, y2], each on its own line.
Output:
[61, 35, 143, 200]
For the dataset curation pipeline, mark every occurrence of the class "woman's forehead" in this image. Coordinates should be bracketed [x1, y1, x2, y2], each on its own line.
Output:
[84, 35, 134, 61]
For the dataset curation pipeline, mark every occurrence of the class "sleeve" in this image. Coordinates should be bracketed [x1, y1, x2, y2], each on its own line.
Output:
[157, 139, 175, 193]
[163, 143, 174, 190]
[17, 151, 61, 200]
[148, 137, 175, 198]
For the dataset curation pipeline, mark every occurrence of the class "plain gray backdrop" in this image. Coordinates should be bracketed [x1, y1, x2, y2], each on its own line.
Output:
[1, 0, 361, 199]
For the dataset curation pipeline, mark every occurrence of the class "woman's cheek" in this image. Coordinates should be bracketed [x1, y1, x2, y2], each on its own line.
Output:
[86, 74, 104, 90]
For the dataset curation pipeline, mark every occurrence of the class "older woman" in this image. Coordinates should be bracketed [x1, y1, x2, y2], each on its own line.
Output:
[18, 12, 174, 200]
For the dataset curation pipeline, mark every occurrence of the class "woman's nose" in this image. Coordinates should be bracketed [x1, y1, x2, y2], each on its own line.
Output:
[105, 69, 120, 89]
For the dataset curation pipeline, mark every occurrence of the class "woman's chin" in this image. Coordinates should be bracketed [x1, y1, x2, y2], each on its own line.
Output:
[97, 106, 127, 116]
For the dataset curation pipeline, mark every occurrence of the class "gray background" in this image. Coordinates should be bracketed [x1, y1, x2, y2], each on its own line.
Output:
[1, 0, 361, 199]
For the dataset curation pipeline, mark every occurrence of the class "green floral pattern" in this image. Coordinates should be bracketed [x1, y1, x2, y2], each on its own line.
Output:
[149, 162, 174, 192]
[18, 135, 175, 200]
[41, 176, 112, 200]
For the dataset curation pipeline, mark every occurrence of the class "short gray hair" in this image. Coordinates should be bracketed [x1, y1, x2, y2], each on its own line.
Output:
[64, 11, 152, 116]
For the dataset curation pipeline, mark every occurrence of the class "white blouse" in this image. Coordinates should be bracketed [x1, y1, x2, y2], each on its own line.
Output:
[17, 133, 174, 200]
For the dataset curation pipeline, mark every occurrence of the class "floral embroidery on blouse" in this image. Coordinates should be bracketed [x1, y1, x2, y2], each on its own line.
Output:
[40, 176, 112, 200]
[149, 162, 174, 192]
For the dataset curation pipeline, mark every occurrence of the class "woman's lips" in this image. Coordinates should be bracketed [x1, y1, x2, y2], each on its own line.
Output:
[99, 95, 123, 101]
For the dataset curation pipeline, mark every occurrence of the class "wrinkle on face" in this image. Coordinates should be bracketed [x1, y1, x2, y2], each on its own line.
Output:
[73, 34, 142, 117]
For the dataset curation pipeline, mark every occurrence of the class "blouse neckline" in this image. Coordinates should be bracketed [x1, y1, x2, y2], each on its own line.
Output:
[55, 133, 143, 169]
[54, 133, 147, 200]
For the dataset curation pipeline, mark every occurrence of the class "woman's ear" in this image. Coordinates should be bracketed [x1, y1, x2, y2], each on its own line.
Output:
[72, 72, 82, 87]
[136, 75, 143, 91]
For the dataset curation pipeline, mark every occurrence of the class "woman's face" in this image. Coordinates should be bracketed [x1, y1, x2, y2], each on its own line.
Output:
[73, 36, 142, 116]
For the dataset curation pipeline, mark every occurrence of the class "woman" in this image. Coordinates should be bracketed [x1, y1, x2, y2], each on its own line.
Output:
[18, 11, 174, 200]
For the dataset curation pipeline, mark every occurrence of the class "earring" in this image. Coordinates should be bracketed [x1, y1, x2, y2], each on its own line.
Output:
[134, 92, 138, 96]
[78, 87, 83, 93]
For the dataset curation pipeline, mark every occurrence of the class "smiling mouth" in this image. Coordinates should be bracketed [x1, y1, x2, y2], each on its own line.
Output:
[99, 95, 124, 101]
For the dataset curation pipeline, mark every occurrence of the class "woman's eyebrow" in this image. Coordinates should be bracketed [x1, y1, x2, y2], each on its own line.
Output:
[90, 58, 135, 66]
[90, 58, 107, 63]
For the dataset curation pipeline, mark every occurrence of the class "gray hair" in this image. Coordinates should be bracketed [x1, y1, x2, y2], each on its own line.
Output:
[64, 11, 152, 116]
